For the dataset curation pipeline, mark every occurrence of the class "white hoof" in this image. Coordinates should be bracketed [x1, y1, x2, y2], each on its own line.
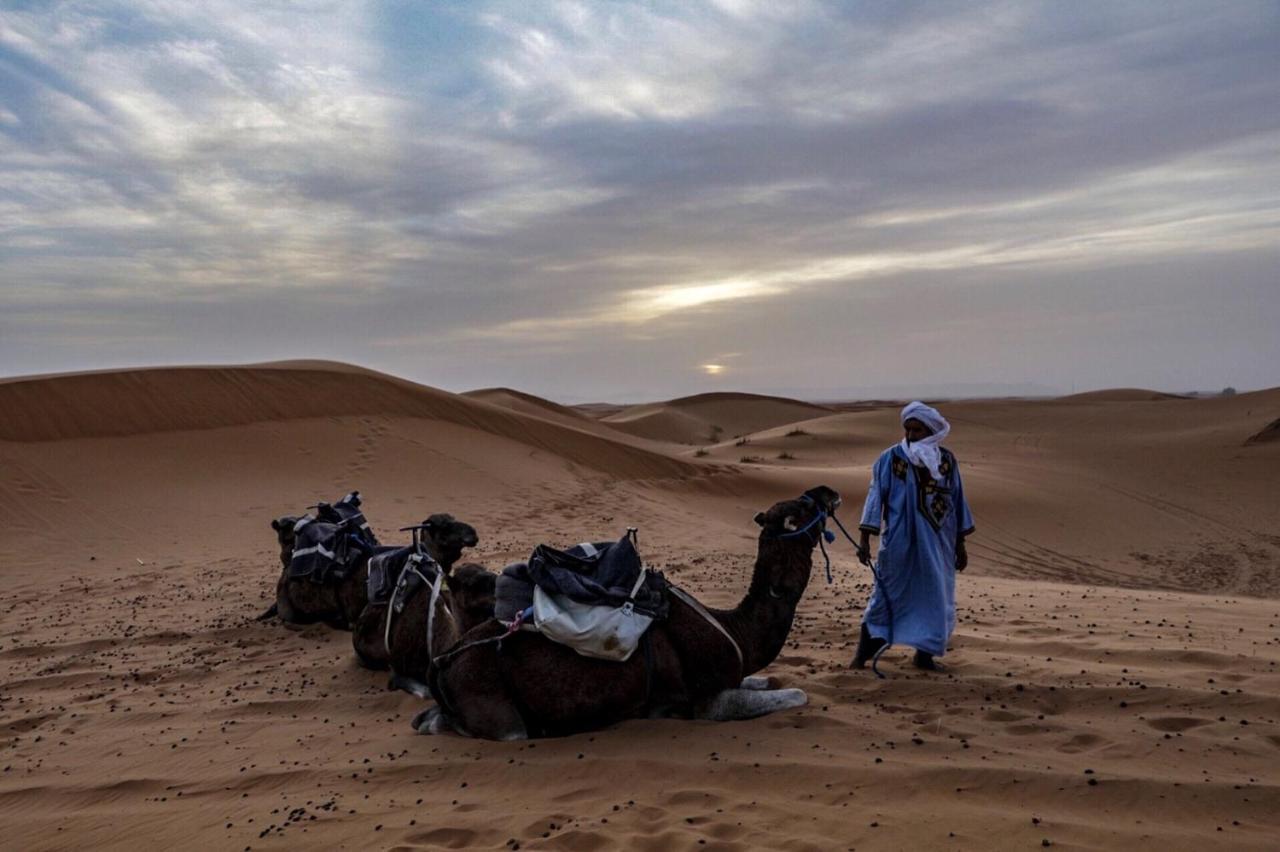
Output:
[739, 675, 773, 690]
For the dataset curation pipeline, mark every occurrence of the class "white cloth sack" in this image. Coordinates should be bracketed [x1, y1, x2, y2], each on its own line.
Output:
[532, 570, 653, 661]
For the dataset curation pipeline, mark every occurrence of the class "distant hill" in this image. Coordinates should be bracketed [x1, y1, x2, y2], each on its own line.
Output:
[1056, 388, 1189, 402]
[463, 387, 597, 429]
[601, 391, 833, 445]
[1246, 417, 1280, 445]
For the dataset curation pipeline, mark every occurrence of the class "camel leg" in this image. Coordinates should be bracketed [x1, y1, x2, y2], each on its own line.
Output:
[420, 642, 530, 741]
[696, 687, 807, 721]
[739, 675, 775, 690]
[411, 705, 527, 741]
[412, 706, 453, 735]
[255, 603, 278, 621]
[388, 674, 431, 700]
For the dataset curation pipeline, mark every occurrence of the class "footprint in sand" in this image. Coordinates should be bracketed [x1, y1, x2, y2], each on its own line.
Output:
[1057, 732, 1110, 753]
[404, 827, 481, 848]
[1145, 716, 1210, 733]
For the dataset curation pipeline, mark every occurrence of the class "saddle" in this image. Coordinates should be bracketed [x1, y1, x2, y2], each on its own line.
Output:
[495, 531, 668, 661]
[364, 545, 419, 606]
[314, 491, 379, 546]
[286, 491, 379, 584]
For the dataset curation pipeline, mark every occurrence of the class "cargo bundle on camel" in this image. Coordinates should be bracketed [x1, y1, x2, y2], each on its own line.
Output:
[413, 486, 841, 741]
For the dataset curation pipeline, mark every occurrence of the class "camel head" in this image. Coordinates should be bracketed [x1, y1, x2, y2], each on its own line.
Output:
[270, 515, 300, 569]
[751, 485, 842, 603]
[420, 513, 480, 570]
[445, 562, 498, 632]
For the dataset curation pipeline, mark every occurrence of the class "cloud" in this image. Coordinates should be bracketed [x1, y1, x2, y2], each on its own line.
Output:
[1, 1, 1278, 395]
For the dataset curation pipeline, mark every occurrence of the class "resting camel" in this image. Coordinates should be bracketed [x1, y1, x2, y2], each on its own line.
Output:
[262, 510, 476, 631]
[379, 562, 497, 696]
[414, 486, 840, 740]
[350, 514, 483, 669]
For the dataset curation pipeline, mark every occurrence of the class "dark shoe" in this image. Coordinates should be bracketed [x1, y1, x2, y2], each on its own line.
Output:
[912, 651, 945, 671]
[851, 623, 887, 669]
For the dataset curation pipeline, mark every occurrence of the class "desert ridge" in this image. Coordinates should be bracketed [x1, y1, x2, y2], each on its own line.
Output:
[1, 361, 1278, 850]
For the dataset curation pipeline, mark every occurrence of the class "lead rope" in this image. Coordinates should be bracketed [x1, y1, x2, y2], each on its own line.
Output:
[827, 512, 893, 678]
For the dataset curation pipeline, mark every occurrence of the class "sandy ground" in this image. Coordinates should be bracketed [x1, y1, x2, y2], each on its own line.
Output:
[2, 363, 1278, 851]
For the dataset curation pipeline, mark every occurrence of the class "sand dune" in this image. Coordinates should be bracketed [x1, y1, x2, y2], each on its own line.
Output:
[464, 387, 594, 427]
[1247, 417, 1280, 444]
[2, 364, 1279, 850]
[0, 363, 700, 482]
[602, 391, 833, 444]
[1056, 388, 1189, 402]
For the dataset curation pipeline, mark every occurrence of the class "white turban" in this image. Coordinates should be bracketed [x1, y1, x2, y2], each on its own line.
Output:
[899, 401, 951, 481]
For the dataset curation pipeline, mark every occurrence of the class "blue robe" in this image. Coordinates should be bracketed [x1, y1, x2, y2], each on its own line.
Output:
[859, 444, 974, 657]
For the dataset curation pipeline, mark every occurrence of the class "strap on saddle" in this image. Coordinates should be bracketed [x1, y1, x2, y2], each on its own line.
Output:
[668, 585, 744, 682]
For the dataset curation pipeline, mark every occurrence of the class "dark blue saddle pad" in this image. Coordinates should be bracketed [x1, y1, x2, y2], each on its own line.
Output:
[497, 533, 668, 621]
[366, 545, 421, 605]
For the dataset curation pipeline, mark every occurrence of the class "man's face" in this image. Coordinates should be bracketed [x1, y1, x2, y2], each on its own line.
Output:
[903, 418, 932, 443]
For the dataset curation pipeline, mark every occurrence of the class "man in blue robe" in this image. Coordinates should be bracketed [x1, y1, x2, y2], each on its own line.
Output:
[851, 401, 974, 671]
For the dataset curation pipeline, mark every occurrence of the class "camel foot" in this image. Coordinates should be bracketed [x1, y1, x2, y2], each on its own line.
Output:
[698, 687, 807, 721]
[411, 706, 497, 738]
[412, 706, 449, 735]
[739, 675, 775, 690]
[388, 674, 432, 699]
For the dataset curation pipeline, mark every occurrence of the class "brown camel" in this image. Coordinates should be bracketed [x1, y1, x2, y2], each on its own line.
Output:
[381, 562, 497, 697]
[413, 486, 840, 740]
[350, 514, 482, 669]
[380, 561, 497, 695]
[260, 498, 477, 632]
[258, 492, 381, 625]
[263, 514, 376, 628]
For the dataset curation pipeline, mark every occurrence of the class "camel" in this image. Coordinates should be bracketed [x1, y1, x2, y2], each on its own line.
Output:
[413, 485, 840, 740]
[381, 562, 497, 697]
[261, 502, 476, 631]
[350, 514, 483, 669]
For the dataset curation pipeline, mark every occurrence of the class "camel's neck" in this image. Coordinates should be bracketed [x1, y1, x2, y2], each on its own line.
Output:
[713, 541, 811, 676]
[424, 542, 460, 572]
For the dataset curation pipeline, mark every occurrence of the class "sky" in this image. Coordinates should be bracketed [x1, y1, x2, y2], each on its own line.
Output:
[1, 1, 1278, 402]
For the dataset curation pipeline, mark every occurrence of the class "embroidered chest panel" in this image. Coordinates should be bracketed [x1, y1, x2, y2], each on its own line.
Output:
[911, 451, 954, 531]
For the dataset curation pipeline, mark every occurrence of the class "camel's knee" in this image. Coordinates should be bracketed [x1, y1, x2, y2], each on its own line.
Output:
[355, 650, 388, 671]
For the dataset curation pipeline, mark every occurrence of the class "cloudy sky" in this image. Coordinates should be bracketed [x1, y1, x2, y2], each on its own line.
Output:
[2, 1, 1277, 400]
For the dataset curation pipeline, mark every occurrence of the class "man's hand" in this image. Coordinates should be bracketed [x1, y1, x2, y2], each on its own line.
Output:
[955, 540, 968, 572]
[857, 532, 873, 566]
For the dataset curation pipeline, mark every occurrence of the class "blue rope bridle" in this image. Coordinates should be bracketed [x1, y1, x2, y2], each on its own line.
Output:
[772, 496, 837, 582]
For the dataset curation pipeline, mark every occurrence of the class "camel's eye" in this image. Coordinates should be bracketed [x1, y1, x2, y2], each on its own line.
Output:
[783, 515, 798, 531]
